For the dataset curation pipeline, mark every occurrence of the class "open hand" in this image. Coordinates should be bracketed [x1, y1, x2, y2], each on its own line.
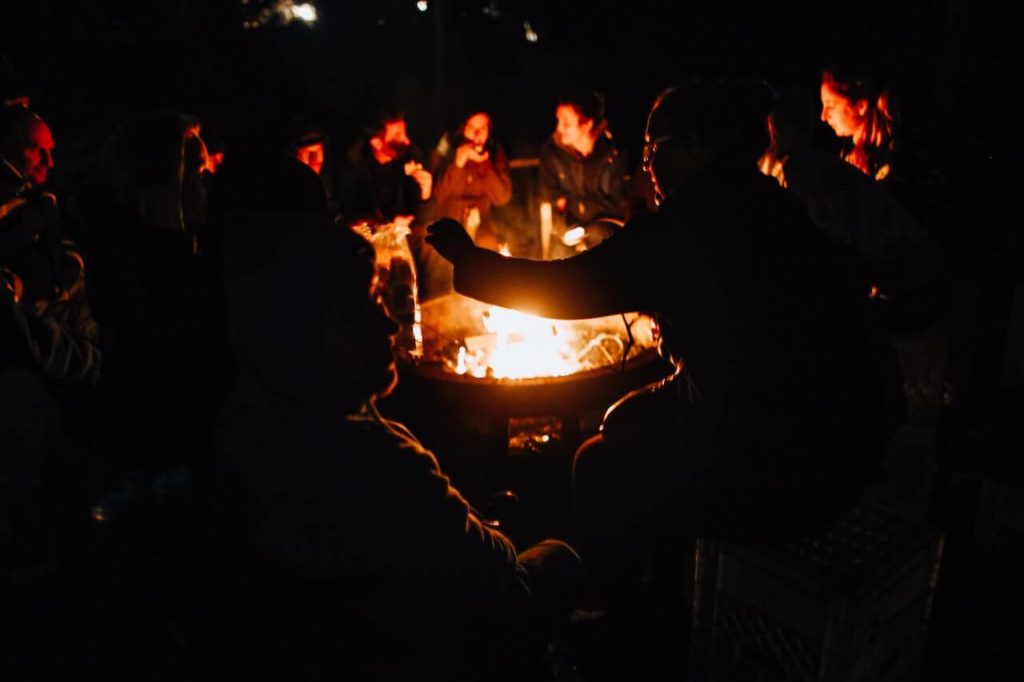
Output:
[426, 218, 476, 264]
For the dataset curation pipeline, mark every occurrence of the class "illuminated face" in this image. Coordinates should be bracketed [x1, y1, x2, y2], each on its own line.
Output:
[322, 273, 400, 399]
[295, 142, 325, 175]
[555, 105, 594, 152]
[371, 119, 412, 162]
[21, 119, 55, 185]
[462, 113, 490, 148]
[820, 81, 867, 139]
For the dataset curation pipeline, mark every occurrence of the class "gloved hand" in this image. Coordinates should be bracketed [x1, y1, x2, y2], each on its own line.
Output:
[425, 218, 476, 265]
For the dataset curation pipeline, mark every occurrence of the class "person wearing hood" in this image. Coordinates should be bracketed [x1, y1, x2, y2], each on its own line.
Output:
[213, 156, 580, 678]
[538, 90, 630, 253]
[81, 111, 228, 470]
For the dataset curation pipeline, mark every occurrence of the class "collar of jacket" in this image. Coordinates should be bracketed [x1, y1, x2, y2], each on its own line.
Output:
[549, 123, 616, 161]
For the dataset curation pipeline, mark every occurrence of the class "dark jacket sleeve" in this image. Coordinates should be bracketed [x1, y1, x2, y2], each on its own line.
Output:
[2, 277, 101, 384]
[453, 220, 657, 319]
[371, 419, 522, 592]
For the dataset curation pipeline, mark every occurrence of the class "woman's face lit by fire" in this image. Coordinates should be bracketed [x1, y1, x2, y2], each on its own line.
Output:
[322, 271, 400, 400]
[820, 81, 868, 139]
[462, 113, 490, 148]
[555, 105, 593, 153]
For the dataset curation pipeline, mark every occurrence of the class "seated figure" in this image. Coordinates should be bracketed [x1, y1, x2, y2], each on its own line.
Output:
[213, 157, 580, 678]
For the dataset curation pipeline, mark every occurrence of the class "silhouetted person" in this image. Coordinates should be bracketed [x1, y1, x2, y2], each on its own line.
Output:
[213, 157, 580, 679]
[82, 111, 230, 470]
[763, 89, 945, 331]
[429, 81, 902, 592]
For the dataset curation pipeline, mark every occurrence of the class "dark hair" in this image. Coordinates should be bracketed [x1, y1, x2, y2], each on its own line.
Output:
[652, 80, 775, 164]
[557, 89, 606, 123]
[99, 111, 195, 196]
[210, 152, 329, 223]
[285, 117, 327, 155]
[364, 110, 405, 139]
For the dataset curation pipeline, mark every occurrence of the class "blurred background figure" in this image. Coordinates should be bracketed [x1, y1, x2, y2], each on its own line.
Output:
[430, 110, 512, 252]
[338, 110, 432, 226]
[539, 89, 629, 254]
[820, 66, 897, 181]
[762, 88, 945, 332]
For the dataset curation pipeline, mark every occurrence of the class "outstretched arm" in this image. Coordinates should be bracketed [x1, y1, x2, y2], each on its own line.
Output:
[426, 218, 651, 319]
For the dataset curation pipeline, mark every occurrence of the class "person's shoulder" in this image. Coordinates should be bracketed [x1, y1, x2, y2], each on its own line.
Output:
[347, 412, 443, 468]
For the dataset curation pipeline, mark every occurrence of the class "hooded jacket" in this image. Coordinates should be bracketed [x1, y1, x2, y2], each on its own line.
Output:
[215, 217, 524, 606]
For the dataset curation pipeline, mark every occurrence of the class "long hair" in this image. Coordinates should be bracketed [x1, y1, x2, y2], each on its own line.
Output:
[822, 68, 897, 181]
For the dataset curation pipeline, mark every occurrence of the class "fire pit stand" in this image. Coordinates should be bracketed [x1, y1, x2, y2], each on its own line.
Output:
[378, 351, 674, 545]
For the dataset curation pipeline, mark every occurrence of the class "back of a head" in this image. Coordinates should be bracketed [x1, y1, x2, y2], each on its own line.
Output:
[99, 111, 194, 199]
[284, 117, 327, 155]
[769, 89, 816, 155]
[211, 151, 329, 225]
[653, 80, 775, 166]
[221, 157, 374, 399]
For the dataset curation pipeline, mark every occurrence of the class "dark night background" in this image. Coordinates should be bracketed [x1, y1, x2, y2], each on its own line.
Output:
[2, 0, 1020, 164]
[3, 1, 1023, 680]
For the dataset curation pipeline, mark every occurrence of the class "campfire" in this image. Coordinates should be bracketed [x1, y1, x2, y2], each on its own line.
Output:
[416, 293, 659, 381]
[356, 222, 661, 383]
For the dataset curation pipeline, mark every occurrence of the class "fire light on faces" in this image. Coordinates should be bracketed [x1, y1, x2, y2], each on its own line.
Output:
[523, 21, 539, 43]
[416, 1, 428, 11]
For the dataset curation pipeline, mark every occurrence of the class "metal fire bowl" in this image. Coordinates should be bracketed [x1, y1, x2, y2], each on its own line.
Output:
[391, 349, 673, 418]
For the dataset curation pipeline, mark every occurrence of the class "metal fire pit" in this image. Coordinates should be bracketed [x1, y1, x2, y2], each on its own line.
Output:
[378, 294, 673, 543]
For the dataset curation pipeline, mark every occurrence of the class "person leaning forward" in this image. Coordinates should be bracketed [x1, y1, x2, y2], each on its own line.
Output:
[428, 81, 904, 588]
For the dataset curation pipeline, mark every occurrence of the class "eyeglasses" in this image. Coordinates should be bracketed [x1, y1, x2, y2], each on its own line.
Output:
[642, 134, 673, 171]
